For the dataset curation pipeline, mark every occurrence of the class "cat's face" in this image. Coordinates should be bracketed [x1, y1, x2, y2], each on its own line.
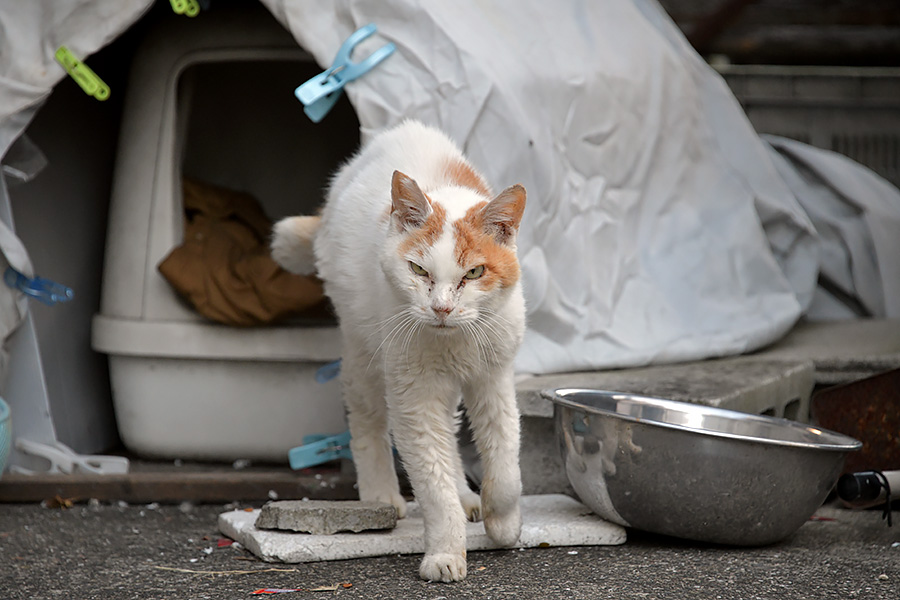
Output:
[385, 171, 526, 331]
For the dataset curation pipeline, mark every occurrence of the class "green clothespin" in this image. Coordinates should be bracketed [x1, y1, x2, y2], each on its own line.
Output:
[169, 0, 200, 17]
[55, 47, 110, 101]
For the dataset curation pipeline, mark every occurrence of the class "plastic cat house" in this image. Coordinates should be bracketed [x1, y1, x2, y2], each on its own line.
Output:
[89, 10, 359, 460]
[2, 0, 899, 462]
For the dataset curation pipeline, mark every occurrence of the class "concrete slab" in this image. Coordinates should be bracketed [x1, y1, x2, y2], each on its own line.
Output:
[219, 494, 626, 563]
[255, 500, 397, 535]
[754, 319, 900, 385]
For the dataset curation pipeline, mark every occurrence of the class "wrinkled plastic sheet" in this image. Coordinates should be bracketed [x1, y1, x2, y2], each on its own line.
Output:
[0, 0, 152, 156]
[264, 0, 819, 373]
[764, 135, 900, 320]
[0, 0, 153, 344]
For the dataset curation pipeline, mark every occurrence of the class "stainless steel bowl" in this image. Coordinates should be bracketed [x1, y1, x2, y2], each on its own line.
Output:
[543, 388, 862, 546]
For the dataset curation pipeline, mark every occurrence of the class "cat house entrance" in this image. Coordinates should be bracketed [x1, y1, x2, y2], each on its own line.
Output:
[178, 59, 360, 222]
[163, 58, 361, 325]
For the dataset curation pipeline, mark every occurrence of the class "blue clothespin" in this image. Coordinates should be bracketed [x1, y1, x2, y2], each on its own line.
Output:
[4, 267, 74, 306]
[288, 430, 353, 470]
[315, 359, 342, 383]
[295, 24, 395, 123]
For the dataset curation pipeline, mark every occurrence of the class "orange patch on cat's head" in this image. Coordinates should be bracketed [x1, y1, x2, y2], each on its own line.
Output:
[397, 201, 447, 259]
[453, 205, 521, 291]
[444, 158, 493, 197]
[453, 184, 526, 290]
[392, 170, 449, 258]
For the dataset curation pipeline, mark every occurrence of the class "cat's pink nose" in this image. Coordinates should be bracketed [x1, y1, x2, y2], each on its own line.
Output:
[432, 304, 452, 317]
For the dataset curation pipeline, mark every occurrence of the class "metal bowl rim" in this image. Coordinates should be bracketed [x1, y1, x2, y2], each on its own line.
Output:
[543, 388, 862, 452]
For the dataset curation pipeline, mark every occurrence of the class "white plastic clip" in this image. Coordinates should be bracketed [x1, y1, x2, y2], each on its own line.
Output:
[10, 439, 129, 475]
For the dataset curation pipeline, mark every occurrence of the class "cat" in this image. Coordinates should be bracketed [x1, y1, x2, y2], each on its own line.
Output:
[271, 120, 526, 582]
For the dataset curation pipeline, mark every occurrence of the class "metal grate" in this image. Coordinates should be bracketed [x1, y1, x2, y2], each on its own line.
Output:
[718, 65, 900, 187]
[830, 133, 900, 185]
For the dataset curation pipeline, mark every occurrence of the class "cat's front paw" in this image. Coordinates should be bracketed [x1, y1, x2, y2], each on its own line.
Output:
[484, 505, 522, 547]
[419, 553, 467, 582]
[460, 491, 483, 522]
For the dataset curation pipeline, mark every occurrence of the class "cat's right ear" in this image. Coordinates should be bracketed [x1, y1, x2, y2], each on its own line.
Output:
[391, 170, 432, 231]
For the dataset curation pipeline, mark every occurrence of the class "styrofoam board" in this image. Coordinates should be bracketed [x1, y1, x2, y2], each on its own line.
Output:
[218, 494, 626, 563]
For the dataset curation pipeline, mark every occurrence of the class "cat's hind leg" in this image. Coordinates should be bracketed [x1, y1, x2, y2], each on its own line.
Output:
[341, 342, 407, 518]
[463, 371, 522, 547]
[453, 410, 483, 522]
[457, 466, 483, 522]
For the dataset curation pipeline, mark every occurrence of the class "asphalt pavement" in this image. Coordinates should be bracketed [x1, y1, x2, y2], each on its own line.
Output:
[1, 497, 898, 600]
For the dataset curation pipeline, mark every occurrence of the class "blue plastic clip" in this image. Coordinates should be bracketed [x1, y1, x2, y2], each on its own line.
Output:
[3, 267, 74, 306]
[288, 430, 352, 470]
[294, 24, 395, 123]
[315, 359, 342, 383]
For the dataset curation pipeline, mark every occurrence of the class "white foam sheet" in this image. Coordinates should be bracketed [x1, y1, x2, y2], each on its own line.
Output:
[218, 494, 626, 563]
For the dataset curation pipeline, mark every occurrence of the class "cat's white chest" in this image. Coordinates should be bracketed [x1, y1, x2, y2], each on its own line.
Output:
[395, 330, 488, 380]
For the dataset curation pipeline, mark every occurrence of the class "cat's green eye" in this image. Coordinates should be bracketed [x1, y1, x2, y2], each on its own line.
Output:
[409, 261, 429, 277]
[464, 265, 485, 280]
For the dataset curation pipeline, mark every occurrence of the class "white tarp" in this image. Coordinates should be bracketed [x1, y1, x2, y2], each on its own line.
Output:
[0, 0, 153, 353]
[2, 0, 899, 376]
[764, 135, 900, 320]
[0, 0, 151, 154]
[264, 0, 823, 373]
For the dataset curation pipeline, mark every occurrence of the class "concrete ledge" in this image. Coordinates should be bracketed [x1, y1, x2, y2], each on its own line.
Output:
[506, 356, 815, 496]
[516, 357, 814, 421]
[754, 319, 900, 385]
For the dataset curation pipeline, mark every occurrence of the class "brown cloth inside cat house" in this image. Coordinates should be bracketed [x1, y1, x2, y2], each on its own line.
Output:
[158, 179, 325, 326]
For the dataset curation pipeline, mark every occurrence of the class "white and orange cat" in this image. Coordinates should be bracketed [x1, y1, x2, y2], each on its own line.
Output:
[271, 120, 525, 582]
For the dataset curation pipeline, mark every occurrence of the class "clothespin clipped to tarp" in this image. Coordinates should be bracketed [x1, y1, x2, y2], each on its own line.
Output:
[4, 267, 73, 306]
[169, 0, 201, 17]
[288, 431, 352, 470]
[54, 46, 109, 101]
[295, 24, 395, 123]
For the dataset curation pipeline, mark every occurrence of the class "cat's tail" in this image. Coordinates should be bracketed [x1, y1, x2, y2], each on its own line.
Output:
[271, 215, 321, 275]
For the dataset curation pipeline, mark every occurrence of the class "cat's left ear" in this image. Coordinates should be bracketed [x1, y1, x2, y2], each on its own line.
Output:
[481, 184, 526, 245]
[391, 170, 432, 231]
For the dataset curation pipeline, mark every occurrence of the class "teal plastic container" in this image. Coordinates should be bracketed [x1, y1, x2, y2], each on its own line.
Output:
[0, 397, 10, 479]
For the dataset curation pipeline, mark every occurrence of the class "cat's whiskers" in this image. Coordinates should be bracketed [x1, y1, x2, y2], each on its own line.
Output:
[477, 310, 510, 364]
[459, 321, 484, 364]
[367, 309, 417, 373]
[479, 306, 515, 330]
[462, 316, 499, 366]
[477, 315, 507, 344]
[401, 319, 425, 374]
[475, 322, 498, 365]
[366, 310, 412, 339]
